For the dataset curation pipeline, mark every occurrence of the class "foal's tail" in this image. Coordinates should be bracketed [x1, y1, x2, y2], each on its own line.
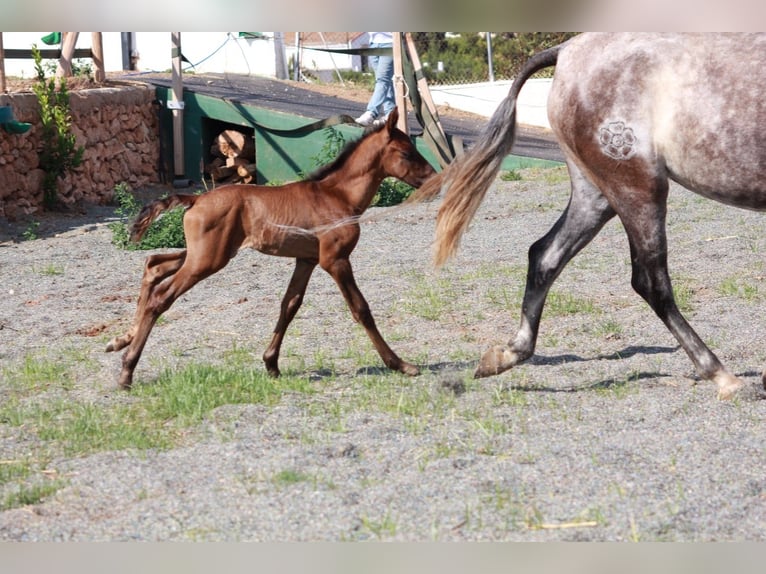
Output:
[129, 194, 198, 242]
[408, 43, 561, 267]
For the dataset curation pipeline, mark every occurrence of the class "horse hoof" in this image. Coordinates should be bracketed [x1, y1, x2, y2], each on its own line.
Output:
[266, 366, 281, 378]
[399, 362, 420, 377]
[715, 372, 743, 401]
[474, 345, 513, 378]
[105, 337, 128, 353]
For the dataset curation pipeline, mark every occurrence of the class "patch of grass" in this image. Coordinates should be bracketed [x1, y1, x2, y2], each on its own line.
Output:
[272, 469, 311, 487]
[402, 272, 457, 321]
[592, 319, 623, 339]
[136, 362, 316, 427]
[1, 480, 66, 511]
[717, 275, 760, 301]
[358, 507, 398, 539]
[2, 353, 74, 393]
[545, 290, 596, 316]
[671, 278, 696, 313]
[0, 460, 33, 486]
[500, 170, 522, 181]
[22, 221, 40, 241]
[34, 263, 65, 276]
[519, 165, 570, 185]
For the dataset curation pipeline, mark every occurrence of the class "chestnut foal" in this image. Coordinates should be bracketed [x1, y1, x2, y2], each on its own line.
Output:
[107, 109, 435, 388]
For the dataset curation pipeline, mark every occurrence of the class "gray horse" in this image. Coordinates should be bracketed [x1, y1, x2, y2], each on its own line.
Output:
[415, 33, 765, 400]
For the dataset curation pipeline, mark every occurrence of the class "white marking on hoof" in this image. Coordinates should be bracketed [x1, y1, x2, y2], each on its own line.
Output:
[475, 345, 519, 378]
[715, 371, 743, 401]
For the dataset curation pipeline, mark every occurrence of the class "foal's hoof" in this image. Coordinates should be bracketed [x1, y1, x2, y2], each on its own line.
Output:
[105, 337, 129, 353]
[474, 345, 515, 378]
[715, 371, 743, 401]
[117, 373, 133, 391]
[399, 362, 420, 377]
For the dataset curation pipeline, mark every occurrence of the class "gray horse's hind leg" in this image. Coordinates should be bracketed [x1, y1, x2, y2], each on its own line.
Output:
[475, 163, 616, 377]
[605, 179, 743, 400]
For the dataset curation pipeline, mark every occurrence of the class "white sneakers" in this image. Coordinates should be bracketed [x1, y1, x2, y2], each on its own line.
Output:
[354, 110, 377, 127]
[355, 111, 390, 128]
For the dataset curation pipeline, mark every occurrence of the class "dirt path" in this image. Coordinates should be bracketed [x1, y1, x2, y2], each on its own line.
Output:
[1, 170, 765, 541]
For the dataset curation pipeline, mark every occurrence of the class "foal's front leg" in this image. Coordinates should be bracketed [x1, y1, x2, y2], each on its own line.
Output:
[262, 258, 317, 377]
[323, 257, 419, 376]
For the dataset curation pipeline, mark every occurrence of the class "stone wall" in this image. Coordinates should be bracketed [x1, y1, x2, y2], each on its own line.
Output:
[0, 82, 160, 220]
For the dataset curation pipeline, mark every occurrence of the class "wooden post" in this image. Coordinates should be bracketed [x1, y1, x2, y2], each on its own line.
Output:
[91, 32, 105, 83]
[392, 32, 408, 133]
[57, 32, 80, 77]
[170, 32, 186, 184]
[0, 32, 6, 93]
[404, 33, 448, 142]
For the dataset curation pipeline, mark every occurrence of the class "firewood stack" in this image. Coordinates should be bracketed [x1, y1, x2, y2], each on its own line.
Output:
[206, 129, 257, 184]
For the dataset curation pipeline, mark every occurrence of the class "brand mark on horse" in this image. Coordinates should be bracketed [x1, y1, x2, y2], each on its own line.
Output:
[599, 121, 637, 160]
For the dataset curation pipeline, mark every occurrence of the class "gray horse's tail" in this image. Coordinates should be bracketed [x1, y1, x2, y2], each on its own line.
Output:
[417, 42, 561, 267]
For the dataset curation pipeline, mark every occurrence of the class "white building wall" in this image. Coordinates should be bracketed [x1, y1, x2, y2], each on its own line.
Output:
[1, 32, 353, 78]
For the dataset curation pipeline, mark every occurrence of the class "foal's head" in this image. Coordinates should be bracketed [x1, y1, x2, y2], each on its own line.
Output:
[375, 108, 436, 188]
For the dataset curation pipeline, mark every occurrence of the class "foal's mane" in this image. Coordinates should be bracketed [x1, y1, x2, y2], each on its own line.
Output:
[304, 122, 385, 182]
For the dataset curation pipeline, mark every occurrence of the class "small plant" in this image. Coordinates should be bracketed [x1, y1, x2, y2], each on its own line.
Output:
[109, 183, 187, 250]
[22, 221, 40, 241]
[500, 170, 522, 181]
[310, 127, 346, 167]
[31, 44, 85, 209]
[373, 178, 415, 207]
[272, 469, 310, 486]
[2, 481, 66, 511]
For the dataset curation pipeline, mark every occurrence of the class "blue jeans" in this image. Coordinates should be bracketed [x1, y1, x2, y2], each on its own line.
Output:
[366, 42, 395, 117]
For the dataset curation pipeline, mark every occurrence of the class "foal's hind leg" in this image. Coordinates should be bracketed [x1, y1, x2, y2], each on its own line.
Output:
[323, 257, 419, 376]
[106, 251, 186, 353]
[262, 258, 317, 377]
[476, 166, 615, 377]
[113, 256, 221, 389]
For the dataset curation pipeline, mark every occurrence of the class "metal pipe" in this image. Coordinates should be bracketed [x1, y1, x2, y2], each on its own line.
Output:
[486, 32, 495, 83]
[170, 32, 188, 186]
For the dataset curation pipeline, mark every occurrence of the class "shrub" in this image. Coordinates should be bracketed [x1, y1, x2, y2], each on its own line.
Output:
[108, 183, 187, 250]
[31, 44, 85, 209]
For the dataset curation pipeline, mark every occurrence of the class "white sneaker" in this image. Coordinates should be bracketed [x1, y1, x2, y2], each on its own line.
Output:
[372, 112, 390, 128]
[355, 110, 377, 127]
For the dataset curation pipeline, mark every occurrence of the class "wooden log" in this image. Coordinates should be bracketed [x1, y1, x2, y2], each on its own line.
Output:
[210, 165, 238, 180]
[0, 33, 6, 93]
[225, 156, 250, 168]
[91, 32, 105, 83]
[236, 163, 257, 178]
[216, 130, 255, 159]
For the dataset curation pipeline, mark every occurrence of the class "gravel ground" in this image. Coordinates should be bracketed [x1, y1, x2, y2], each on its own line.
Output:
[1, 168, 765, 541]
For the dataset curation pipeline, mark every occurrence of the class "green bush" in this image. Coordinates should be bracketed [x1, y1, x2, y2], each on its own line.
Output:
[108, 183, 187, 250]
[31, 44, 85, 209]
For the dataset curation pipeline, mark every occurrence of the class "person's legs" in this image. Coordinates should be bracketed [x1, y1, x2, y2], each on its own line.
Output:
[357, 42, 395, 125]
[367, 45, 395, 117]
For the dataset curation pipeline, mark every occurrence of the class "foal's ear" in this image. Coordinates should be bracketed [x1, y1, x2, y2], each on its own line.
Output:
[386, 107, 399, 132]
